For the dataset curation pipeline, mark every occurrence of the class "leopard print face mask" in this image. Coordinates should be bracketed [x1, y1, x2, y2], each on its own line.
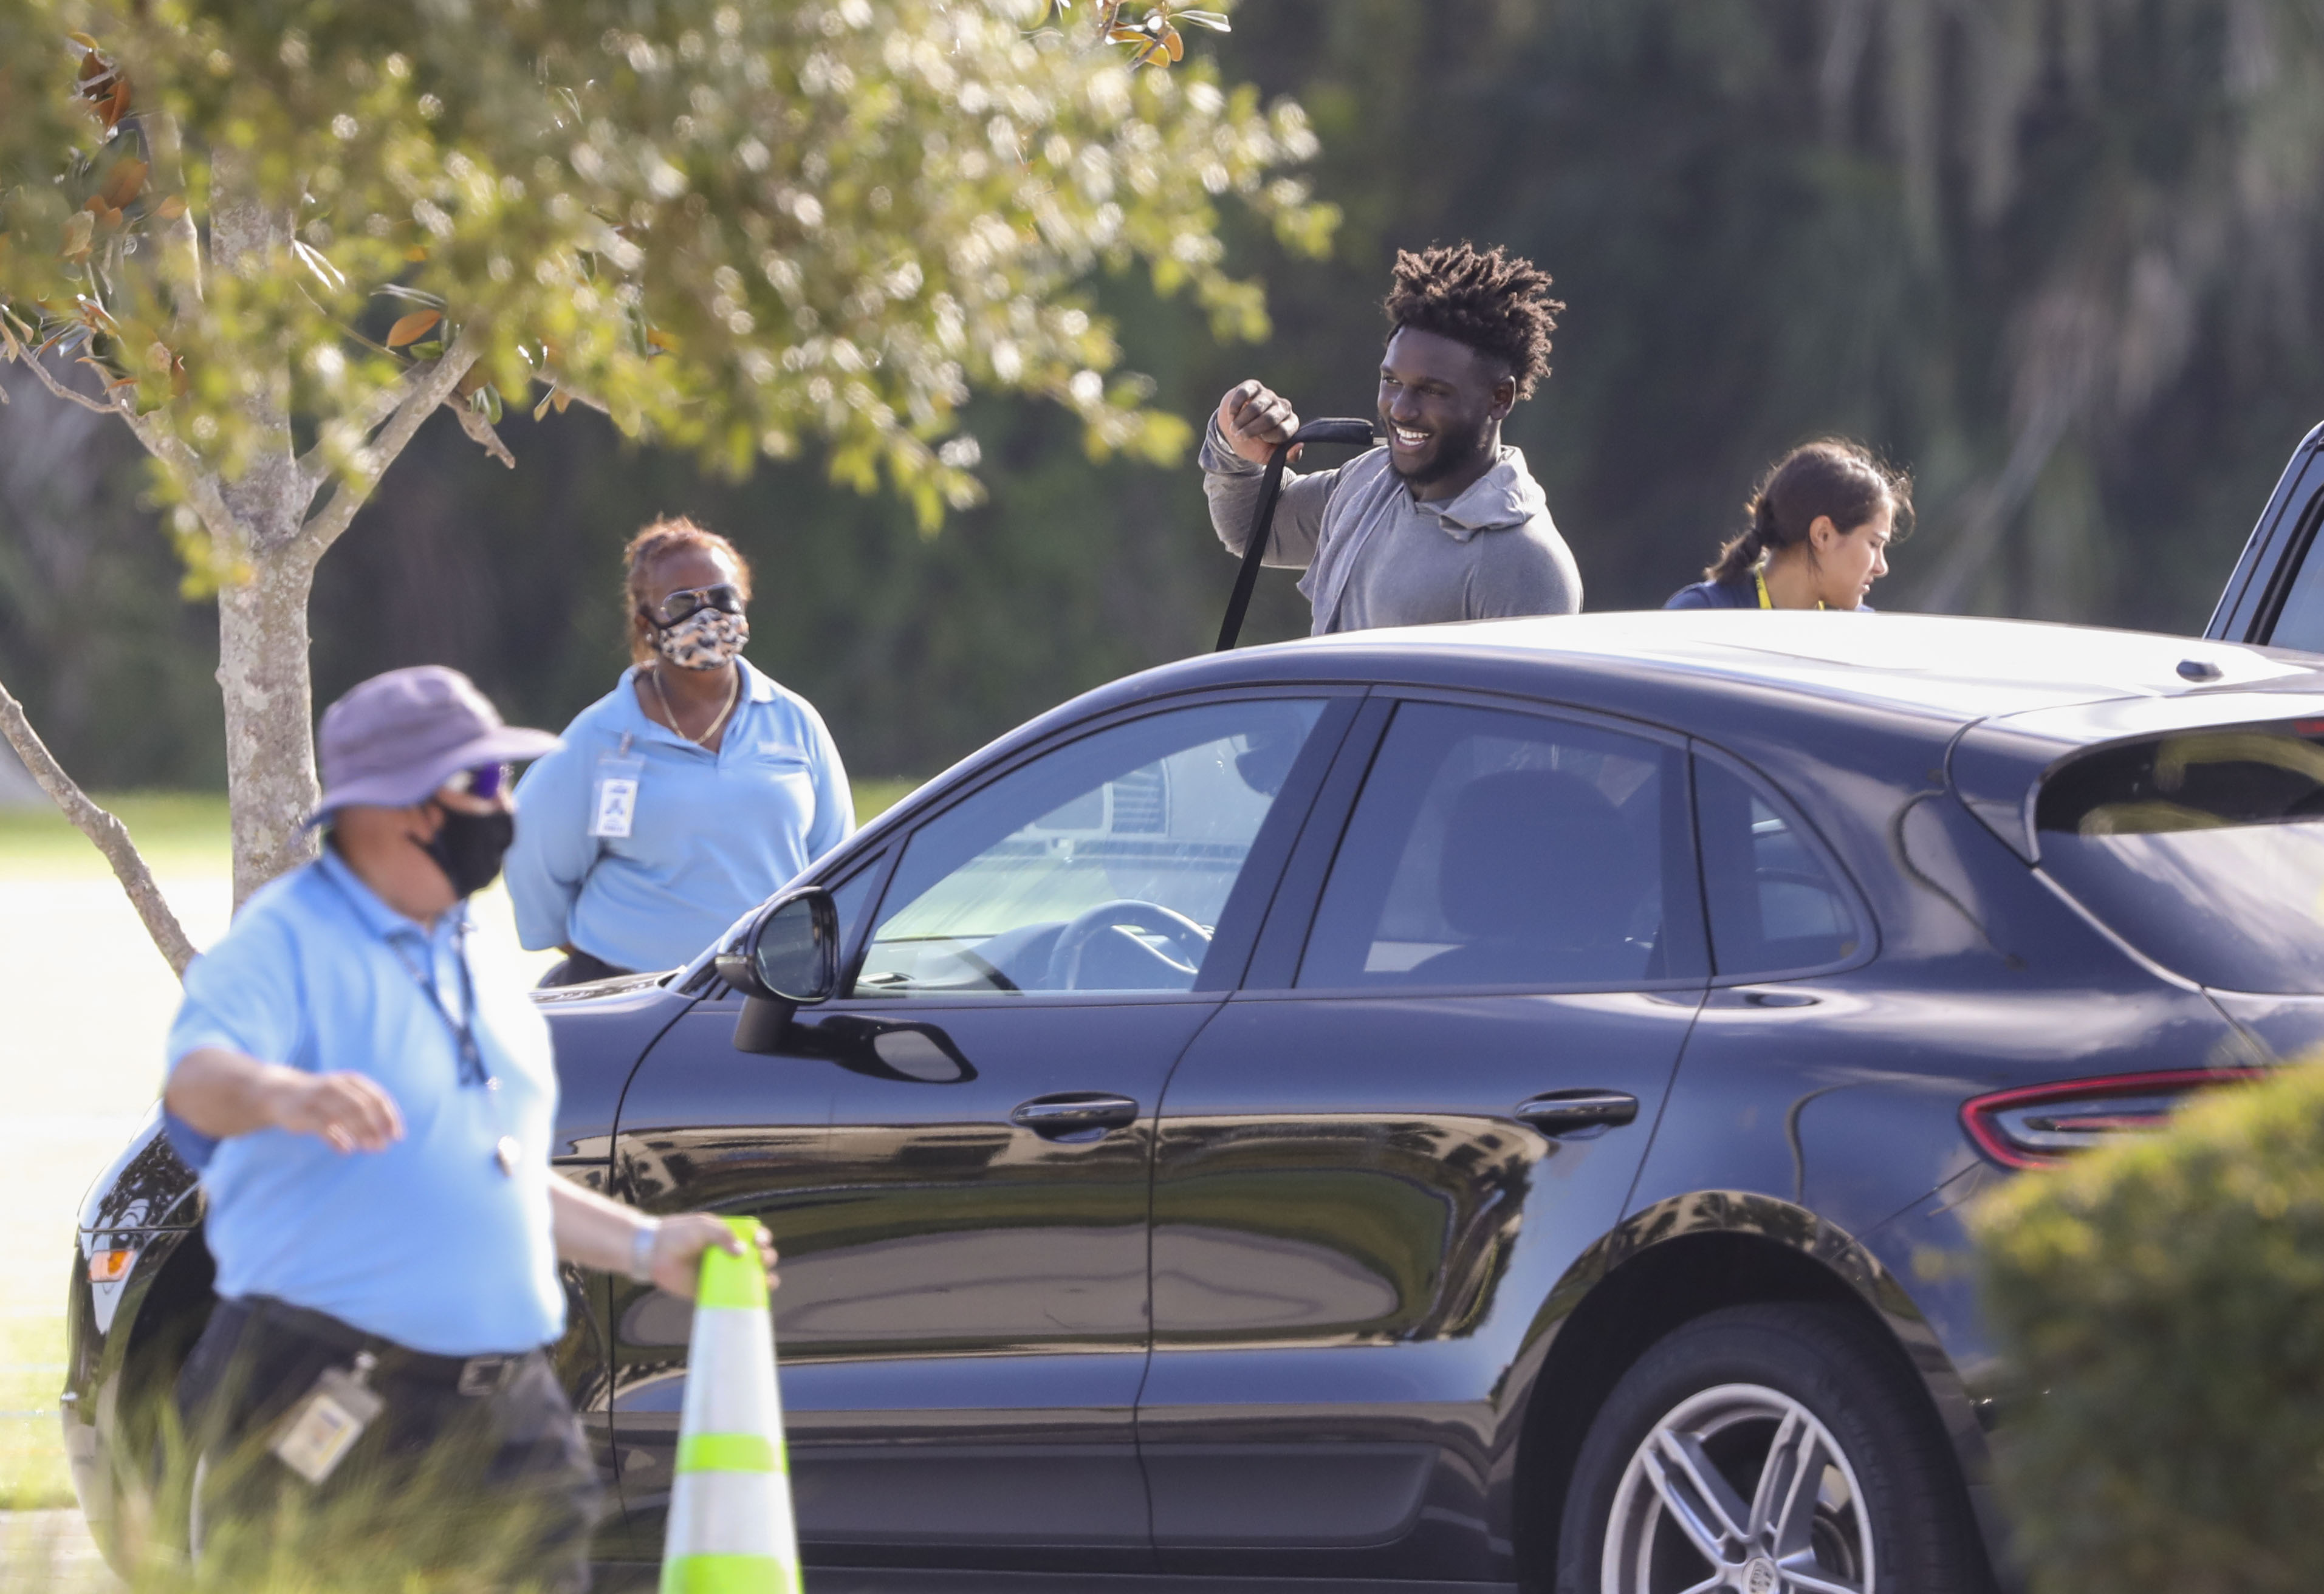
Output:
[653, 607, 750, 670]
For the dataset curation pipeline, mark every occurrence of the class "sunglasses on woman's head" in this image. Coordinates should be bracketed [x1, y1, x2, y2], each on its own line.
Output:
[442, 762, 512, 800]
[648, 583, 746, 627]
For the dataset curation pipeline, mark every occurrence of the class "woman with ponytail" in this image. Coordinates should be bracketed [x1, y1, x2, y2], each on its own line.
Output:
[1666, 440, 1908, 611]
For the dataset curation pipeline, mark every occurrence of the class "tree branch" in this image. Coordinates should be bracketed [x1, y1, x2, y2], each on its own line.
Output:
[143, 112, 205, 321]
[0, 674, 197, 977]
[548, 385, 609, 417]
[3, 326, 243, 548]
[294, 366, 427, 496]
[120, 405, 246, 550]
[450, 397, 516, 467]
[6, 337, 121, 416]
[300, 324, 484, 559]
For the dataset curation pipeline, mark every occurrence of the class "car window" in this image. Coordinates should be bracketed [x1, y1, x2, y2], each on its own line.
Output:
[2034, 720, 2324, 992]
[855, 700, 1328, 997]
[1295, 702, 1699, 990]
[1695, 757, 1863, 977]
[827, 855, 885, 979]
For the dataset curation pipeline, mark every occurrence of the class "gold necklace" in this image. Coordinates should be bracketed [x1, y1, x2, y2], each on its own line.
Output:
[649, 665, 741, 748]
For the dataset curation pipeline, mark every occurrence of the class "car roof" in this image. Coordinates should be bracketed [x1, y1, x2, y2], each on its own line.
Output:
[862, 611, 2324, 864]
[1299, 614, 2324, 856]
[1280, 610, 2322, 722]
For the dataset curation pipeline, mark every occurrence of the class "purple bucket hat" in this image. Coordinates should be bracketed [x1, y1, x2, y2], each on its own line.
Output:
[307, 666, 560, 825]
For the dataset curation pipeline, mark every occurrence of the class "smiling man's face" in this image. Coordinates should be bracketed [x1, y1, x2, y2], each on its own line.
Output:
[1377, 326, 1517, 501]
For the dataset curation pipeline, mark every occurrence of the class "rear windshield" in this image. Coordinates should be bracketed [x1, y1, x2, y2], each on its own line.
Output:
[2036, 721, 2324, 992]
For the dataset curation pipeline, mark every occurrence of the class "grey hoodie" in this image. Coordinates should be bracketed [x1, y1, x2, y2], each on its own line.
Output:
[1201, 420, 1582, 635]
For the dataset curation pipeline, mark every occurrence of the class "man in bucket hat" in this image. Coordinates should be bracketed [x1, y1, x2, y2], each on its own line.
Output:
[162, 666, 772, 1590]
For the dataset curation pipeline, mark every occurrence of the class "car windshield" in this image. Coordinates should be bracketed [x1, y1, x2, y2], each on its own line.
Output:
[2035, 720, 2324, 992]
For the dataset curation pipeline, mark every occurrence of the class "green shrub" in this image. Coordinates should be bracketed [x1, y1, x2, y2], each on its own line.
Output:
[1975, 1057, 2324, 1593]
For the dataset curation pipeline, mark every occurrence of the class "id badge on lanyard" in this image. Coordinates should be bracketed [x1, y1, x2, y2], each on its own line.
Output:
[272, 1352, 383, 1485]
[591, 733, 645, 840]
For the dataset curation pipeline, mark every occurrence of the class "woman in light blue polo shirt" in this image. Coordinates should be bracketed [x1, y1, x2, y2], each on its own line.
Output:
[506, 518, 854, 983]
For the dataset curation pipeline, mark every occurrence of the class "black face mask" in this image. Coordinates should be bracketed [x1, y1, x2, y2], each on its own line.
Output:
[420, 804, 515, 899]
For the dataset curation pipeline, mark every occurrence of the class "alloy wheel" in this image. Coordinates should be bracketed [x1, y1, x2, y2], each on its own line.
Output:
[1600, 1381, 1874, 1594]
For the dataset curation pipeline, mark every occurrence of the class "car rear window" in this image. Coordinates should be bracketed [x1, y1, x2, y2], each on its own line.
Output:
[1695, 758, 1864, 977]
[2035, 721, 2324, 992]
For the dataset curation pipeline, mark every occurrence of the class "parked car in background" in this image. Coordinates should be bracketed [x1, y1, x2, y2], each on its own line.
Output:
[65, 611, 2324, 1593]
[2209, 419, 2324, 651]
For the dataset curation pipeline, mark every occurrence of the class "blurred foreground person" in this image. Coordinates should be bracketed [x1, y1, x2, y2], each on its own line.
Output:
[1666, 440, 1908, 611]
[1202, 241, 1582, 633]
[505, 517, 852, 985]
[163, 666, 774, 1592]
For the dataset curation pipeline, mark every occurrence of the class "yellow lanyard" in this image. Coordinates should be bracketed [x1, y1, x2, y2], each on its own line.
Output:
[1754, 568, 1825, 611]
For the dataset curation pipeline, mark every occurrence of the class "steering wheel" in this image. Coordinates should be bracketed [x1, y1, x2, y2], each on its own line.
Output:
[1046, 900, 1213, 991]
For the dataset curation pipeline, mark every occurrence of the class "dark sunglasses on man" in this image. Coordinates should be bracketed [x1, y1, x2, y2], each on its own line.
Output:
[646, 583, 746, 628]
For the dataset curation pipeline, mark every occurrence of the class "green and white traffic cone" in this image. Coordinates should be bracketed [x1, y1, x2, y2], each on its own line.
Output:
[659, 1217, 801, 1594]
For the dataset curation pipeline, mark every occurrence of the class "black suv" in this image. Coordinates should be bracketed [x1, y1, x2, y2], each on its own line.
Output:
[66, 610, 2324, 1593]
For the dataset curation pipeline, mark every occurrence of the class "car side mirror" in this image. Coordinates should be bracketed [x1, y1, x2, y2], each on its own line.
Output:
[717, 888, 840, 1053]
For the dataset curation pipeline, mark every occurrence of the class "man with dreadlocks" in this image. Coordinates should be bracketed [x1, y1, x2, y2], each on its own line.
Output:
[1201, 241, 1580, 634]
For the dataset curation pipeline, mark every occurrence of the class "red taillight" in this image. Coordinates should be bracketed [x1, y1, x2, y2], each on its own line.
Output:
[1962, 1069, 2263, 1169]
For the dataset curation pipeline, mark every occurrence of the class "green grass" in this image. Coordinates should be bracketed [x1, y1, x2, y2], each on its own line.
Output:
[0, 1316, 75, 1511]
[851, 776, 919, 823]
[0, 793, 231, 878]
[0, 778, 924, 881]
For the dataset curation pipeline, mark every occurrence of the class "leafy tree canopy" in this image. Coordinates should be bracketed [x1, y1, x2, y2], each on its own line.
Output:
[0, 0, 1332, 919]
[0, 0, 1333, 559]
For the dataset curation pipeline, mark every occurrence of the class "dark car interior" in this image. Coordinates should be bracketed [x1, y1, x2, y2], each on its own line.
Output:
[1294, 703, 1679, 990]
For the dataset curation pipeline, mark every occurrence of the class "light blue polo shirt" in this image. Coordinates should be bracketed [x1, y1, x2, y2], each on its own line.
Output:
[163, 848, 564, 1357]
[503, 660, 854, 974]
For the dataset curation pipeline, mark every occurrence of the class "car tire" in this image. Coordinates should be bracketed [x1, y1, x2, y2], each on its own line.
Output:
[1554, 1302, 1989, 1594]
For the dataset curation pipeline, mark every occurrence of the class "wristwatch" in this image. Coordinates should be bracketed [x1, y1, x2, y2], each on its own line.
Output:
[627, 1220, 660, 1284]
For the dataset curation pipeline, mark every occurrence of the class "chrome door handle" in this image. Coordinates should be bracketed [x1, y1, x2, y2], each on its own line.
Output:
[1513, 1090, 1640, 1138]
[1010, 1092, 1141, 1141]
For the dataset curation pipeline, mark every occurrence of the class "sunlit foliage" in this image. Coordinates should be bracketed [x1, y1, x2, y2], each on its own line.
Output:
[0, 0, 1333, 548]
